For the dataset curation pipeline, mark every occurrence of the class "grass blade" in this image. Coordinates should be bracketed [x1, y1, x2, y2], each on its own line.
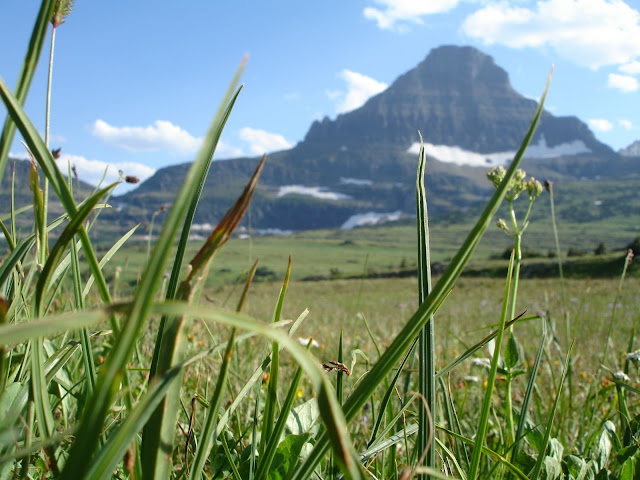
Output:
[85, 354, 208, 480]
[34, 183, 116, 314]
[511, 317, 547, 466]
[255, 347, 309, 480]
[147, 84, 246, 378]
[82, 224, 139, 300]
[61, 61, 246, 479]
[529, 341, 574, 480]
[416, 132, 435, 477]
[148, 302, 364, 480]
[259, 256, 292, 457]
[468, 250, 515, 479]
[0, 0, 55, 182]
[142, 153, 264, 479]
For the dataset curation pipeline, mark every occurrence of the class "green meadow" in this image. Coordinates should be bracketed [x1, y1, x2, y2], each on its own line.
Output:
[1, 3, 639, 480]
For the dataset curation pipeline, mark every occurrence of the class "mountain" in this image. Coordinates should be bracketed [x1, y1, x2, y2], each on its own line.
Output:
[620, 140, 640, 157]
[109, 46, 640, 230]
[0, 157, 95, 228]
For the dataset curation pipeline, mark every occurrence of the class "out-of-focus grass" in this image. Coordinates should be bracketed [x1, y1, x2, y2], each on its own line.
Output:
[216, 275, 639, 375]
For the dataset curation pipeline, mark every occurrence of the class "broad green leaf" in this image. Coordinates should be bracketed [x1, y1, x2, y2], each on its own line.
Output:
[0, 382, 22, 418]
[540, 456, 563, 480]
[505, 332, 521, 369]
[596, 424, 613, 470]
[286, 398, 320, 436]
[566, 455, 590, 480]
[140, 64, 247, 480]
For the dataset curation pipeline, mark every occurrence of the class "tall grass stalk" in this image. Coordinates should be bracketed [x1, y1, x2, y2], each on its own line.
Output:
[416, 133, 435, 478]
[545, 179, 574, 416]
[468, 250, 515, 479]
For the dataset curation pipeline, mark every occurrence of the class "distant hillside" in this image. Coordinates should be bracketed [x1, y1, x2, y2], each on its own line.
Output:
[7, 46, 638, 234]
[0, 157, 97, 229]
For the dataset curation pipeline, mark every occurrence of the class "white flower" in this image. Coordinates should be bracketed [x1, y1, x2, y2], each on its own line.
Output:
[464, 375, 480, 383]
[297, 337, 319, 348]
[471, 358, 491, 369]
[614, 371, 630, 382]
[626, 350, 640, 362]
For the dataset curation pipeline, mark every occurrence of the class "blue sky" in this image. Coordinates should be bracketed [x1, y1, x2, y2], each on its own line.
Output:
[1, 0, 639, 192]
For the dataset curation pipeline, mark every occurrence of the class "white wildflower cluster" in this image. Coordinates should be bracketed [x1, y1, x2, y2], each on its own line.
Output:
[614, 371, 630, 382]
[486, 166, 543, 202]
[626, 350, 640, 362]
[471, 357, 491, 369]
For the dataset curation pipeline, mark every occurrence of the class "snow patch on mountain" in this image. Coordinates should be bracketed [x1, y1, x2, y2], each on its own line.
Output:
[407, 135, 591, 167]
[277, 185, 351, 201]
[340, 177, 373, 186]
[341, 211, 404, 230]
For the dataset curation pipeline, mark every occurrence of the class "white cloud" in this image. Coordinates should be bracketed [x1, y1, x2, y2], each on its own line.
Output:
[55, 154, 156, 193]
[238, 127, 292, 156]
[619, 119, 633, 129]
[9, 150, 155, 192]
[91, 119, 202, 155]
[620, 60, 640, 74]
[589, 118, 614, 131]
[608, 73, 639, 92]
[8, 151, 31, 161]
[332, 70, 387, 114]
[462, 0, 640, 69]
[364, 0, 459, 31]
[215, 140, 245, 159]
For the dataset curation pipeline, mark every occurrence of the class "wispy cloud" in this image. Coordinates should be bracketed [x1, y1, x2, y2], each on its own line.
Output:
[364, 0, 459, 32]
[619, 119, 633, 130]
[9, 151, 155, 192]
[589, 118, 614, 132]
[608, 73, 639, 92]
[462, 0, 640, 69]
[331, 70, 387, 114]
[91, 119, 202, 155]
[620, 60, 640, 74]
[238, 127, 293, 156]
[57, 154, 155, 188]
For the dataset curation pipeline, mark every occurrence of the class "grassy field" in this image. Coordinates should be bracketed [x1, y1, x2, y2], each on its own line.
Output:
[209, 274, 638, 382]
[2, 7, 639, 479]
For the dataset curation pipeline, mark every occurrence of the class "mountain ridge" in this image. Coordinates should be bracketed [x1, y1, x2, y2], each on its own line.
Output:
[112, 45, 635, 230]
[5, 45, 635, 233]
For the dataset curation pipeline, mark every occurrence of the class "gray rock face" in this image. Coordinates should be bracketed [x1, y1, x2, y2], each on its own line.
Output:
[304, 45, 614, 158]
[620, 140, 640, 157]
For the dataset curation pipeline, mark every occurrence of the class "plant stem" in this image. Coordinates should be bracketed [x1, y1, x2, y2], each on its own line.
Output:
[547, 182, 573, 411]
[42, 24, 57, 260]
[504, 203, 521, 449]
